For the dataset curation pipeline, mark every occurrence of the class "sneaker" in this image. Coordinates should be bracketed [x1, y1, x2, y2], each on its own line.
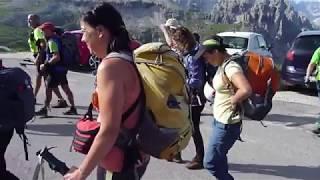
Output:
[52, 100, 68, 108]
[35, 107, 48, 117]
[63, 107, 78, 115]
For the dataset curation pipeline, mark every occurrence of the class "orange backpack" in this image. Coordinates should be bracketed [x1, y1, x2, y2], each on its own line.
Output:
[223, 51, 280, 121]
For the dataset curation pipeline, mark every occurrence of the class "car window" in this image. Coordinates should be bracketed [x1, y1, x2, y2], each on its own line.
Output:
[251, 36, 260, 50]
[257, 35, 267, 48]
[293, 35, 320, 51]
[221, 36, 248, 49]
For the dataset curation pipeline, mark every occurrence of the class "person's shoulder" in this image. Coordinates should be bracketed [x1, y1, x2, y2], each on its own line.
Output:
[99, 57, 133, 76]
[34, 27, 42, 33]
[224, 60, 242, 77]
[34, 28, 45, 38]
[47, 38, 58, 46]
[227, 60, 241, 67]
[47, 38, 60, 51]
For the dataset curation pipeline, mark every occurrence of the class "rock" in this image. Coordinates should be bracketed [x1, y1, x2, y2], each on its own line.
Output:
[0, 0, 315, 59]
[210, 0, 313, 63]
[291, 0, 320, 27]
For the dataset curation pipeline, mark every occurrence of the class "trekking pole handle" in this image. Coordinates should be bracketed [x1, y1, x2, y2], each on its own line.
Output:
[37, 147, 70, 175]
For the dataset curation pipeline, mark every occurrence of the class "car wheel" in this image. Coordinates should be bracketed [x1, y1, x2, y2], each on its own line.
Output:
[280, 79, 292, 91]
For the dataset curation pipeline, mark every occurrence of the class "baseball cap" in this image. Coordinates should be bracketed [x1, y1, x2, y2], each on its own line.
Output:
[39, 22, 55, 31]
[194, 39, 223, 59]
[164, 18, 180, 29]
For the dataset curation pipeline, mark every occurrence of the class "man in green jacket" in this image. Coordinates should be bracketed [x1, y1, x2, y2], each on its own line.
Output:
[305, 47, 320, 136]
[27, 14, 67, 108]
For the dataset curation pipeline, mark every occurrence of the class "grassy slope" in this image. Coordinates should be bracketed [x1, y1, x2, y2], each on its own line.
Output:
[0, 0, 26, 51]
[0, 0, 51, 51]
[0, 0, 239, 51]
[0, 25, 29, 51]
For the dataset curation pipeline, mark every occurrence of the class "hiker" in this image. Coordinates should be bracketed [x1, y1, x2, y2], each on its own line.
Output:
[195, 37, 252, 180]
[193, 32, 200, 43]
[0, 130, 19, 180]
[0, 61, 20, 180]
[203, 35, 222, 102]
[96, 39, 143, 180]
[35, 22, 77, 117]
[305, 46, 320, 136]
[27, 14, 67, 107]
[160, 18, 182, 56]
[64, 3, 148, 180]
[172, 27, 207, 170]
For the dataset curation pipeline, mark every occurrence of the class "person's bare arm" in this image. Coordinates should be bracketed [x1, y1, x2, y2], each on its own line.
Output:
[35, 39, 46, 64]
[230, 72, 252, 106]
[306, 63, 316, 80]
[160, 24, 173, 47]
[77, 59, 125, 178]
[46, 52, 60, 65]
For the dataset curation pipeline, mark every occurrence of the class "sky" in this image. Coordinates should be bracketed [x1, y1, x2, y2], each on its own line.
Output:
[294, 0, 320, 2]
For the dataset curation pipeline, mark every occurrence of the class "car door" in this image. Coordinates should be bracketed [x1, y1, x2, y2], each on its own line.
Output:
[257, 35, 272, 57]
[249, 35, 260, 54]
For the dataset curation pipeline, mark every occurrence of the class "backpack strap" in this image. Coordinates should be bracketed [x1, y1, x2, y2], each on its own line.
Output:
[105, 51, 146, 170]
[18, 132, 29, 160]
[86, 52, 140, 123]
[222, 56, 245, 137]
[106, 52, 133, 63]
[222, 58, 235, 91]
[222, 53, 249, 90]
[104, 51, 142, 124]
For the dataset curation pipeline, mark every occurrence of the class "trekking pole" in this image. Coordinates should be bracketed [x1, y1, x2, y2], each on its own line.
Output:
[35, 147, 70, 177]
[20, 58, 36, 67]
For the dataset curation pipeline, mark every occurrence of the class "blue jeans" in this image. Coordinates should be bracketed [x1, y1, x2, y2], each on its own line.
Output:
[203, 119, 241, 180]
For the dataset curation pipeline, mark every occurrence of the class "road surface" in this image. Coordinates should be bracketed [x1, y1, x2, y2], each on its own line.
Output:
[1, 53, 320, 180]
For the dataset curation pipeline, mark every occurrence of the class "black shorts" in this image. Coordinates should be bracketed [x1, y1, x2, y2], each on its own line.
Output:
[46, 72, 68, 89]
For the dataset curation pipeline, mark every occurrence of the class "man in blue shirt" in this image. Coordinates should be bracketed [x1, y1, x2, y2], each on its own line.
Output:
[27, 14, 67, 108]
[35, 22, 77, 117]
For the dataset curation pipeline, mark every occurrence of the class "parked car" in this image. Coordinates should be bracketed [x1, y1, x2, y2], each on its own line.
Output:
[68, 30, 91, 67]
[65, 31, 141, 70]
[281, 30, 320, 88]
[217, 32, 273, 57]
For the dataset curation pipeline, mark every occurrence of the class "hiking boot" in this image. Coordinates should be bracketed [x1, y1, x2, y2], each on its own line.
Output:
[52, 99, 68, 108]
[63, 107, 78, 115]
[312, 128, 320, 134]
[186, 155, 204, 170]
[168, 152, 183, 163]
[35, 107, 48, 117]
[172, 153, 183, 163]
[186, 160, 203, 170]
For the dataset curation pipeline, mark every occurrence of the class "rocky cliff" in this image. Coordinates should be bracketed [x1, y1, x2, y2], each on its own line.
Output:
[290, 0, 320, 27]
[210, 0, 313, 61]
[0, 0, 314, 61]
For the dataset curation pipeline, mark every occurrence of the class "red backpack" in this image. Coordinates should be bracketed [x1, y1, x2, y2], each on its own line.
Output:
[223, 51, 280, 121]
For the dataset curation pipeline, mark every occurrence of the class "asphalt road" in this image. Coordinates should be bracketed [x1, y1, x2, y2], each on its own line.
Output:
[1, 53, 320, 180]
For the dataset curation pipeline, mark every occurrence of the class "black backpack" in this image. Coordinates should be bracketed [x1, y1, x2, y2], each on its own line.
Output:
[0, 67, 35, 160]
[59, 33, 80, 68]
[205, 63, 217, 87]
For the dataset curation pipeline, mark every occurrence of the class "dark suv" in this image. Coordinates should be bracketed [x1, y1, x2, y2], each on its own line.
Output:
[281, 31, 320, 88]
